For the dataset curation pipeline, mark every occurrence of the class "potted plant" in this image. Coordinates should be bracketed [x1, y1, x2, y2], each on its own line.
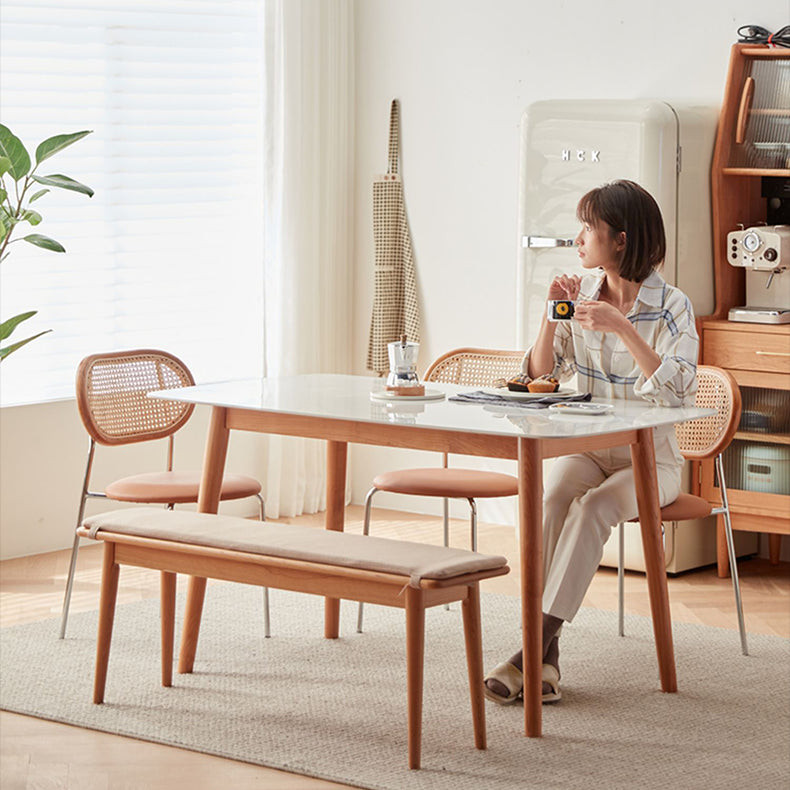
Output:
[0, 125, 94, 361]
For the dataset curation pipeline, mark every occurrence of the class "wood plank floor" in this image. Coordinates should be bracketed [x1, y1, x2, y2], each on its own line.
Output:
[2, 506, 788, 789]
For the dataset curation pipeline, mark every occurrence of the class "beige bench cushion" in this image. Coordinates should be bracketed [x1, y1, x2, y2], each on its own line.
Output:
[83, 508, 508, 588]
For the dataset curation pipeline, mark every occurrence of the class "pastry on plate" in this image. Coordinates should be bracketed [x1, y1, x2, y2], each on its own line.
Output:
[526, 375, 559, 393]
[506, 373, 532, 392]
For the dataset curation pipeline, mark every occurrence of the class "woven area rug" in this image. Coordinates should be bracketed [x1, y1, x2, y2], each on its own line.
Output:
[2, 585, 788, 790]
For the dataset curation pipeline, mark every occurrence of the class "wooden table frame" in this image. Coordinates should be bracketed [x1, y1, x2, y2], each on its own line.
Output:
[174, 402, 676, 739]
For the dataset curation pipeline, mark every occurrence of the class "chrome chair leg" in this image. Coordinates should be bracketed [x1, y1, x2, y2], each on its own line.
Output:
[262, 587, 271, 639]
[59, 528, 84, 640]
[256, 492, 270, 637]
[357, 487, 378, 633]
[467, 498, 478, 552]
[60, 440, 104, 639]
[715, 454, 748, 656]
[617, 522, 625, 637]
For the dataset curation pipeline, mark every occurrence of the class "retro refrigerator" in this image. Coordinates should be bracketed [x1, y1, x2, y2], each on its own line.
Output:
[516, 99, 759, 573]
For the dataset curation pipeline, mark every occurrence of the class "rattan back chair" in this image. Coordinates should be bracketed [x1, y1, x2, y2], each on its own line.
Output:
[76, 348, 196, 446]
[357, 347, 524, 632]
[617, 366, 748, 653]
[60, 349, 266, 639]
[423, 347, 528, 387]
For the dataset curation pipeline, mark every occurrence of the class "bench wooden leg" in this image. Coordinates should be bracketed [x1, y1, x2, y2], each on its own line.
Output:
[93, 542, 119, 704]
[161, 571, 176, 687]
[178, 576, 207, 674]
[405, 587, 425, 770]
[461, 583, 486, 751]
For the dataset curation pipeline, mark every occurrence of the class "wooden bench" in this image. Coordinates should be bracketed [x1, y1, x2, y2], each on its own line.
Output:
[79, 508, 509, 769]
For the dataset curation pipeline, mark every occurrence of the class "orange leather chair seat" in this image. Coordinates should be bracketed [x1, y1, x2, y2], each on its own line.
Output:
[627, 492, 713, 524]
[658, 492, 713, 522]
[372, 468, 518, 499]
[105, 471, 262, 504]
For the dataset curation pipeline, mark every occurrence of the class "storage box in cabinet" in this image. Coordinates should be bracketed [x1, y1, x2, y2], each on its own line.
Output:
[739, 443, 790, 495]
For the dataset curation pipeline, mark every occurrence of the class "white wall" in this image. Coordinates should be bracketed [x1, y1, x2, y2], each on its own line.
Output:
[2, 1, 789, 559]
[350, 0, 790, 541]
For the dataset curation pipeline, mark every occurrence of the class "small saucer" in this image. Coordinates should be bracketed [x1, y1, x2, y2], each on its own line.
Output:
[370, 389, 445, 402]
[547, 402, 614, 416]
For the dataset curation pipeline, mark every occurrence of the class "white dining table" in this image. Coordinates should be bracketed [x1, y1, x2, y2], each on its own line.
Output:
[152, 373, 715, 739]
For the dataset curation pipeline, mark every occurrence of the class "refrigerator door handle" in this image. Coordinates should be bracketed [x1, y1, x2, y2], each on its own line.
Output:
[522, 235, 577, 248]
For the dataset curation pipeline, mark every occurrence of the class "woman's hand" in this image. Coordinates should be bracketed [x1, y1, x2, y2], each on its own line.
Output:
[547, 274, 581, 302]
[573, 300, 631, 334]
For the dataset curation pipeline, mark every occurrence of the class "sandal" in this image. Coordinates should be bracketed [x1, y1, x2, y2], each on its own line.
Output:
[484, 661, 563, 705]
[483, 661, 523, 705]
[541, 663, 562, 703]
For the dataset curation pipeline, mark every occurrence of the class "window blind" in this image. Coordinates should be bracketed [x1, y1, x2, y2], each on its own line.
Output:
[0, 0, 265, 406]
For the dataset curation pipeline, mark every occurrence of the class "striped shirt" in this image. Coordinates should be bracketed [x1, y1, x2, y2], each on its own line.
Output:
[522, 269, 699, 409]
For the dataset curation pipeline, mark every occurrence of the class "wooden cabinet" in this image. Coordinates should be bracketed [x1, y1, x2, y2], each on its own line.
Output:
[702, 44, 790, 574]
[701, 321, 790, 571]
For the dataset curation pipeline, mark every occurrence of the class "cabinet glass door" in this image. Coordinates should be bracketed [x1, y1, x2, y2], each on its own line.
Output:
[721, 385, 790, 495]
[728, 57, 790, 170]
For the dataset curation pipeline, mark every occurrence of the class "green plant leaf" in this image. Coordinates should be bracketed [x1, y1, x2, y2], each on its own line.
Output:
[22, 233, 66, 253]
[0, 329, 51, 360]
[35, 130, 92, 165]
[31, 173, 94, 197]
[21, 209, 42, 226]
[0, 310, 37, 340]
[0, 125, 31, 181]
[0, 156, 12, 178]
[28, 188, 49, 203]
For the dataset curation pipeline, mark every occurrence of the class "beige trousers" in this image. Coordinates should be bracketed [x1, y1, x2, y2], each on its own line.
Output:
[542, 436, 682, 623]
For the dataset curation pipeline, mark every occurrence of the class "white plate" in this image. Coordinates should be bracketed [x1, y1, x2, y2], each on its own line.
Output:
[370, 389, 446, 402]
[547, 402, 615, 415]
[482, 387, 578, 401]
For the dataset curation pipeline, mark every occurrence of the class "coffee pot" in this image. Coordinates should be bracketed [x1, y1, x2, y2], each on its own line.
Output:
[386, 335, 422, 391]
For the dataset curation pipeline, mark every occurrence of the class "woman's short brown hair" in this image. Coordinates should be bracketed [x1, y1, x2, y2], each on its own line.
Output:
[576, 180, 666, 282]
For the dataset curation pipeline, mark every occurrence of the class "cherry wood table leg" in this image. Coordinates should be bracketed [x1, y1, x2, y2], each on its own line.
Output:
[179, 406, 229, 673]
[461, 583, 486, 751]
[769, 533, 782, 565]
[716, 517, 730, 578]
[405, 586, 425, 770]
[160, 571, 176, 687]
[324, 440, 347, 639]
[631, 427, 677, 693]
[518, 437, 543, 737]
[93, 542, 119, 704]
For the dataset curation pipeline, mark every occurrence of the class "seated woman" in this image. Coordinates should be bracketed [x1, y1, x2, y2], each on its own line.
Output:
[485, 179, 699, 704]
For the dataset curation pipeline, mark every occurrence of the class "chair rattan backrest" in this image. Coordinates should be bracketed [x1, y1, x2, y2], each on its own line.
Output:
[76, 349, 196, 446]
[424, 347, 524, 387]
[675, 366, 742, 461]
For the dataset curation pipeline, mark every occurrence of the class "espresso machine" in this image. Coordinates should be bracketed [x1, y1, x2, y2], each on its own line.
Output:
[727, 224, 790, 324]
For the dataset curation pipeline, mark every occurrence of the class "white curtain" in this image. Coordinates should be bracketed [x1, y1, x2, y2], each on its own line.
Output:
[261, 0, 355, 518]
